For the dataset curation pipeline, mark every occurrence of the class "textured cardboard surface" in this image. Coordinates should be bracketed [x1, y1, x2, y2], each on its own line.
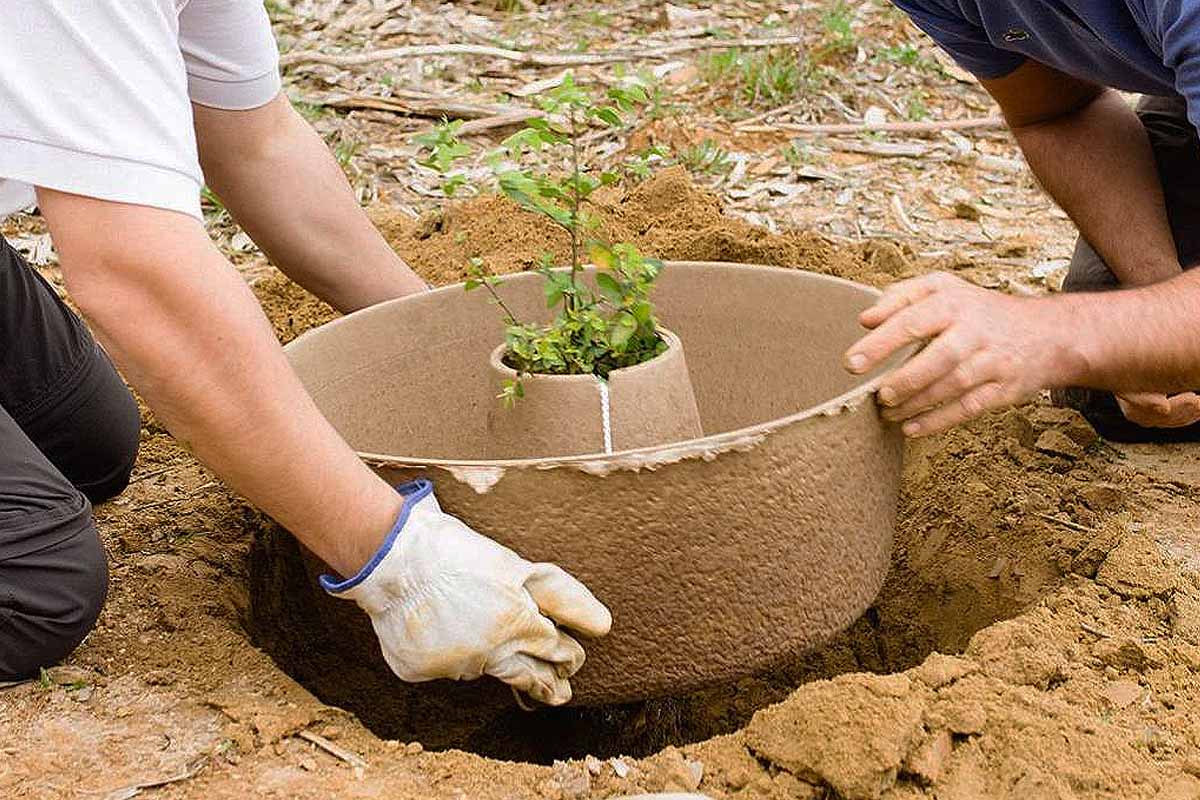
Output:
[486, 329, 704, 458]
[284, 262, 908, 705]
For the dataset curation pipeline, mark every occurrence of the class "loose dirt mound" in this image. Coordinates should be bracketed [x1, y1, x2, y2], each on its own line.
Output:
[369, 165, 916, 287]
[3, 169, 1198, 799]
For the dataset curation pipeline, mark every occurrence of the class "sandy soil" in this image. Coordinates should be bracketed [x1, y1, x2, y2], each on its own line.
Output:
[2, 171, 1198, 800]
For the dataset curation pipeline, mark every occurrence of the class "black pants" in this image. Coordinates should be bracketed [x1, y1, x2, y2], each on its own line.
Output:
[1054, 95, 1200, 442]
[0, 235, 140, 679]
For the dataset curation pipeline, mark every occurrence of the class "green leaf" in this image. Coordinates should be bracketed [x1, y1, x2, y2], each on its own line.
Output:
[464, 278, 482, 291]
[588, 242, 614, 270]
[591, 106, 622, 126]
[609, 313, 637, 348]
[545, 281, 564, 308]
[630, 300, 653, 325]
[595, 272, 623, 303]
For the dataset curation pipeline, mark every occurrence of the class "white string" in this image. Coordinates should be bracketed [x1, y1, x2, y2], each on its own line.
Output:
[597, 378, 613, 455]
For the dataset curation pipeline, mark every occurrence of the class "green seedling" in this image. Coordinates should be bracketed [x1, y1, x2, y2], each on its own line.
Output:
[905, 89, 929, 121]
[676, 139, 733, 176]
[820, 2, 857, 54]
[879, 43, 921, 66]
[415, 73, 667, 405]
[413, 119, 472, 197]
[699, 47, 812, 109]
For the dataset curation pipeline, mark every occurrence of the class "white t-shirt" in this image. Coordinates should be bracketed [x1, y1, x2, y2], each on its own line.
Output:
[0, 0, 282, 220]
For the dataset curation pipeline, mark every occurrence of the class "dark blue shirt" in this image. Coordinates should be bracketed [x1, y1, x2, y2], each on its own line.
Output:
[891, 1, 1200, 128]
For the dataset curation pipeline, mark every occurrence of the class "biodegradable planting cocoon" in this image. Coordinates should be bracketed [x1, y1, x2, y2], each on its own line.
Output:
[284, 262, 911, 705]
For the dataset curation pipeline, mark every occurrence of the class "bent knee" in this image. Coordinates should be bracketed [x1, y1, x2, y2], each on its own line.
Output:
[81, 382, 140, 503]
[25, 349, 142, 505]
[0, 501, 108, 680]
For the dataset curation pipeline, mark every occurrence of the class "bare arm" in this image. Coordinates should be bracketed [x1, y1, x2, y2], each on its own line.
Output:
[1071, 269, 1200, 392]
[982, 60, 1181, 286]
[843, 268, 1200, 435]
[192, 94, 428, 313]
[38, 190, 402, 576]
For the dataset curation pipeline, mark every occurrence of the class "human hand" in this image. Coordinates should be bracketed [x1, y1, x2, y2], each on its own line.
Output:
[844, 272, 1083, 436]
[321, 479, 612, 705]
[1116, 391, 1200, 428]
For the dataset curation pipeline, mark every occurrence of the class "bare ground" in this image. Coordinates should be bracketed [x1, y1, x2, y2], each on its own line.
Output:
[3, 3, 1199, 799]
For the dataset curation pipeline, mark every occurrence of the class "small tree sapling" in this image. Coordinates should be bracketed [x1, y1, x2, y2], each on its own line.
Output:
[414, 73, 667, 406]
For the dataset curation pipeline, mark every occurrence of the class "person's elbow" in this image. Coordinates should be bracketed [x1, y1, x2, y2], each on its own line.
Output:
[38, 190, 202, 324]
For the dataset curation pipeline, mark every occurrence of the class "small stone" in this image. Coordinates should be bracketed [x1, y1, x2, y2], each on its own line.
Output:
[319, 725, 341, 740]
[1028, 407, 1080, 427]
[1035, 429, 1084, 459]
[611, 757, 630, 778]
[905, 729, 952, 784]
[1062, 418, 1100, 449]
[584, 755, 603, 776]
[69, 685, 94, 703]
[1095, 639, 1154, 672]
[299, 757, 317, 771]
[1001, 409, 1036, 447]
[45, 665, 92, 686]
[1077, 484, 1122, 511]
[404, 742, 424, 755]
[1102, 680, 1143, 709]
[383, 740, 400, 750]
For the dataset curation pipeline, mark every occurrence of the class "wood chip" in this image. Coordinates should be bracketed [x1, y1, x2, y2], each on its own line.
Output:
[102, 760, 206, 800]
[298, 730, 368, 769]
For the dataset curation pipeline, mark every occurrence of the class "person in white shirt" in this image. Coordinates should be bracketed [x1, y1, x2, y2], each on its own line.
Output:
[0, 0, 610, 706]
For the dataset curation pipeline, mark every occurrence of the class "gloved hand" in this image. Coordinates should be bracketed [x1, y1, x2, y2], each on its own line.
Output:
[320, 479, 611, 705]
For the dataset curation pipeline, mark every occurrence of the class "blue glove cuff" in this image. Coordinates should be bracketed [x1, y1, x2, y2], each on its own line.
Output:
[318, 478, 435, 594]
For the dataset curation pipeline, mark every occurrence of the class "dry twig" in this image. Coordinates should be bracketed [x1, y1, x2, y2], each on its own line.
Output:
[129, 482, 219, 513]
[735, 116, 1005, 136]
[102, 759, 206, 800]
[1034, 512, 1096, 533]
[280, 35, 804, 69]
[1080, 622, 1113, 639]
[307, 92, 536, 122]
[297, 730, 368, 769]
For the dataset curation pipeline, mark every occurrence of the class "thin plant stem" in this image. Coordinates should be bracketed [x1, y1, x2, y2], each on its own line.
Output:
[567, 106, 582, 312]
[481, 280, 520, 325]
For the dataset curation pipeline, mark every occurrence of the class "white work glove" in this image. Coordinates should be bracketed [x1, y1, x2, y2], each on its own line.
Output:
[319, 479, 612, 705]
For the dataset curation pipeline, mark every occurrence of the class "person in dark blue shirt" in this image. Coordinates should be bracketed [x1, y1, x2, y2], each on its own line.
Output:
[845, 1, 1200, 441]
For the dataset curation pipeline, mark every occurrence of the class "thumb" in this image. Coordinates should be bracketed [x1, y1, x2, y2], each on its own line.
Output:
[524, 563, 612, 638]
[1117, 391, 1170, 413]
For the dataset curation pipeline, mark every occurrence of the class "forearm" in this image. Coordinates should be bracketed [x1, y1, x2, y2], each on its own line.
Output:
[1059, 269, 1200, 392]
[39, 191, 401, 576]
[194, 95, 427, 313]
[1012, 90, 1181, 286]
